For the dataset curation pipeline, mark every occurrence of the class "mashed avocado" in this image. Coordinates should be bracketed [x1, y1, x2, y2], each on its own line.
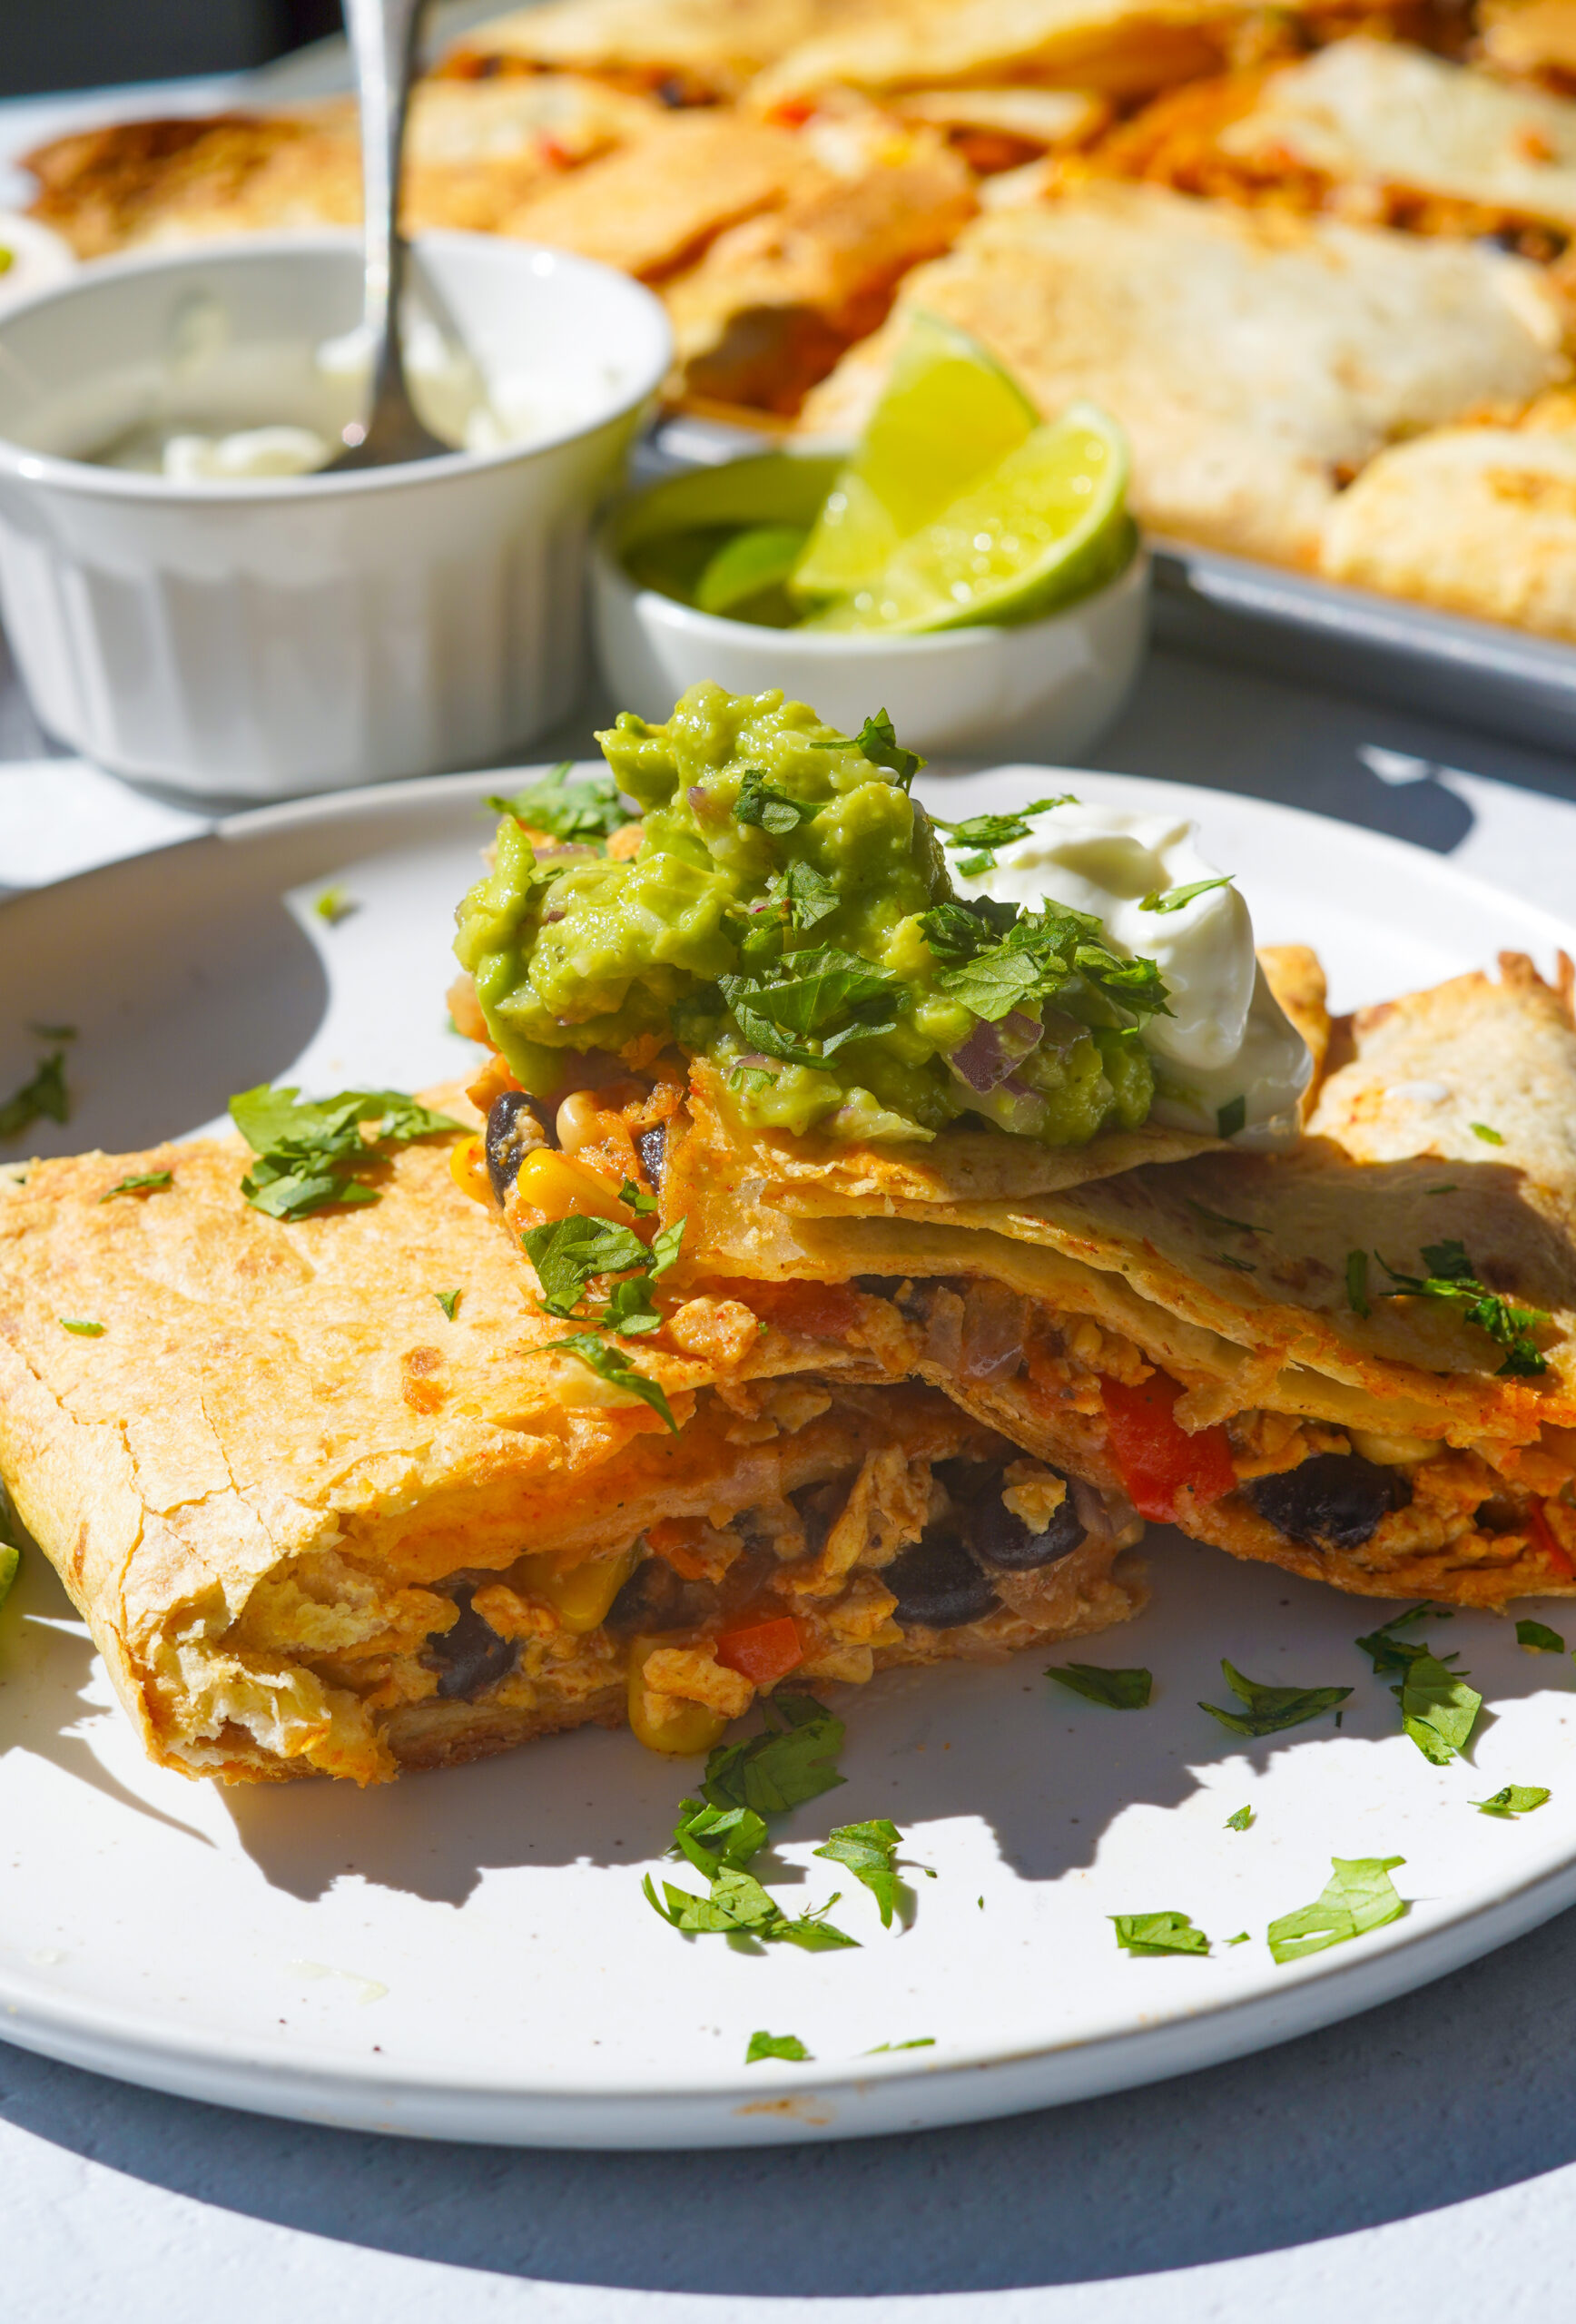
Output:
[454, 683, 1163, 1146]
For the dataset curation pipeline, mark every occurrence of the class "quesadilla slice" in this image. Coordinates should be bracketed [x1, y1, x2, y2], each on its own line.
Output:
[665, 952, 1576, 1608]
[0, 1109, 1143, 1787]
[798, 183, 1568, 567]
[438, 0, 864, 106]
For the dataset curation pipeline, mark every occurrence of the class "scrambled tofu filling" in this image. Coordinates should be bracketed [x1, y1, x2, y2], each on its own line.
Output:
[190, 1385, 1139, 1783]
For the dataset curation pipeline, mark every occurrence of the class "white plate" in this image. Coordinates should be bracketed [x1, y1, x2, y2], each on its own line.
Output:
[3, 764, 1576, 2151]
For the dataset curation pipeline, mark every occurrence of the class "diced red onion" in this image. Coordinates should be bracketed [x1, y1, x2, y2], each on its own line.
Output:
[948, 1009, 1043, 1094]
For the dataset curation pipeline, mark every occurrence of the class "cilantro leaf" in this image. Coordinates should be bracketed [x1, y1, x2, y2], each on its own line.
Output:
[0, 1541, 17, 1610]
[1472, 1784, 1551, 1817]
[487, 761, 632, 843]
[671, 1797, 769, 1877]
[865, 2038, 936, 2053]
[729, 1065, 774, 1097]
[1226, 1932, 1250, 1946]
[1471, 1122, 1504, 1146]
[1046, 1663, 1152, 1709]
[523, 1215, 652, 1319]
[650, 1218, 685, 1278]
[603, 1274, 662, 1335]
[703, 1691, 845, 1816]
[60, 1317, 104, 1336]
[643, 1863, 857, 1950]
[312, 884, 355, 924]
[27, 1022, 75, 1041]
[1346, 1250, 1370, 1318]
[1353, 1602, 1453, 1676]
[746, 2030, 810, 2063]
[935, 946, 1048, 1025]
[1266, 1856, 1405, 1965]
[553, 1333, 677, 1433]
[719, 950, 904, 1067]
[619, 1178, 658, 1216]
[1226, 1805, 1253, 1832]
[931, 796, 1077, 873]
[100, 1171, 172, 1200]
[1198, 1659, 1351, 1738]
[825, 711, 925, 789]
[1189, 1201, 1259, 1236]
[434, 1288, 461, 1322]
[1517, 1620, 1566, 1652]
[814, 1818, 903, 1927]
[1112, 1911, 1209, 1956]
[734, 770, 822, 834]
[1376, 1244, 1549, 1376]
[229, 1085, 459, 1221]
[1393, 1651, 1482, 1764]
[1139, 875, 1235, 914]
[773, 859, 841, 931]
[917, 898, 1018, 962]
[1216, 1096, 1246, 1138]
[0, 1050, 69, 1141]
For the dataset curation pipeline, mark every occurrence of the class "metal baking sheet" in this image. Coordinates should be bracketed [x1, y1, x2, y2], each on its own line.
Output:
[1150, 539, 1576, 758]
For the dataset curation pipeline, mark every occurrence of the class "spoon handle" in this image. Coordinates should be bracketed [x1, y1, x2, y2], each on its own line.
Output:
[344, 0, 438, 456]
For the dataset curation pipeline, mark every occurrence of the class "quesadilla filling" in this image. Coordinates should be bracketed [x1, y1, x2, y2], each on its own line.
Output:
[452, 681, 1168, 1156]
[210, 1384, 1142, 1777]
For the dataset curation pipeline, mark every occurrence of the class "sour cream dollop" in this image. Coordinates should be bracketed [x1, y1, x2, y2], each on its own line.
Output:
[950, 802, 1312, 1146]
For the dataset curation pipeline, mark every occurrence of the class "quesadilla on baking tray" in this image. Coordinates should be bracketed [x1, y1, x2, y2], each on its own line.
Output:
[0, 1106, 1145, 1787]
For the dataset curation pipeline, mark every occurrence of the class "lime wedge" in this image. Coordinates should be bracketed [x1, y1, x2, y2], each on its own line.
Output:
[694, 523, 808, 615]
[803, 403, 1134, 634]
[790, 313, 1038, 604]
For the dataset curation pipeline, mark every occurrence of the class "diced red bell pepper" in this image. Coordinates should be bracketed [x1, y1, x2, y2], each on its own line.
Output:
[1100, 1372, 1236, 1522]
[715, 1615, 805, 1688]
[1524, 1502, 1574, 1579]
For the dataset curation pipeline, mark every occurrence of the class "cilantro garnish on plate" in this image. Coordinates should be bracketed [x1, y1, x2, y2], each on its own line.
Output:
[312, 884, 355, 925]
[746, 2031, 811, 2063]
[1393, 1652, 1482, 1766]
[100, 1170, 172, 1200]
[1372, 1238, 1549, 1376]
[1472, 1785, 1551, 1818]
[1516, 1620, 1565, 1653]
[1352, 1602, 1455, 1677]
[814, 1819, 905, 1927]
[0, 1049, 69, 1142]
[647, 1762, 856, 1951]
[433, 1289, 461, 1322]
[703, 1691, 846, 1816]
[1112, 1911, 1209, 1956]
[59, 1317, 104, 1336]
[919, 897, 1169, 1026]
[930, 793, 1077, 874]
[229, 1084, 459, 1222]
[1266, 1856, 1405, 1965]
[1198, 1660, 1351, 1738]
[1139, 875, 1235, 914]
[865, 2038, 935, 2053]
[1225, 1805, 1254, 1832]
[1470, 1122, 1504, 1146]
[1047, 1662, 1152, 1709]
[485, 760, 633, 845]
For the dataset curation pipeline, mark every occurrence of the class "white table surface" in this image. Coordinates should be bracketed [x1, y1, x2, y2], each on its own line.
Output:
[6, 57, 1576, 2315]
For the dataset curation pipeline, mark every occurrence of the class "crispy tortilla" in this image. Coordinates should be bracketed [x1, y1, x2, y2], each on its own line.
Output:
[438, 0, 866, 103]
[660, 954, 1576, 1603]
[0, 1115, 1142, 1786]
[799, 183, 1569, 566]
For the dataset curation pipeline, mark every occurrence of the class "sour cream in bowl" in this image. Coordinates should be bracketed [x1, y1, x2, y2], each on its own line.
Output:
[950, 800, 1313, 1146]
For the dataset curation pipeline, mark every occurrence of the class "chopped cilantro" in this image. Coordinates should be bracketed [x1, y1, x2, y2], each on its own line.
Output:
[931, 899, 1168, 1029]
[1472, 1784, 1551, 1818]
[824, 710, 925, 789]
[1346, 1249, 1370, 1319]
[619, 1178, 658, 1216]
[1213, 1252, 1256, 1273]
[1471, 1122, 1505, 1146]
[746, 2031, 810, 2063]
[229, 1085, 459, 1221]
[486, 761, 632, 844]
[644, 1866, 855, 1951]
[1266, 1856, 1405, 1965]
[1139, 875, 1235, 914]
[312, 884, 355, 925]
[930, 795, 1077, 874]
[1394, 1651, 1481, 1765]
[553, 1333, 677, 1433]
[773, 858, 840, 931]
[0, 1541, 17, 1610]
[734, 769, 822, 835]
[525, 1215, 652, 1318]
[27, 1022, 75, 1041]
[0, 1050, 69, 1141]
[434, 1289, 461, 1322]
[1046, 1662, 1152, 1709]
[1111, 1911, 1209, 1956]
[59, 1317, 104, 1336]
[865, 2037, 935, 2053]
[100, 1171, 172, 1200]
[729, 1065, 774, 1097]
[1226, 1932, 1250, 1945]
[671, 1797, 770, 1877]
[1225, 1805, 1253, 1832]
[1188, 1201, 1259, 1236]
[719, 948, 904, 1067]
[915, 897, 1019, 963]
[1353, 1602, 1453, 1677]
[1216, 1095, 1246, 1138]
[814, 1819, 903, 1927]
[1375, 1240, 1548, 1376]
[703, 1691, 845, 1816]
[1198, 1660, 1351, 1738]
[1517, 1620, 1565, 1653]
[1426, 1184, 1458, 1196]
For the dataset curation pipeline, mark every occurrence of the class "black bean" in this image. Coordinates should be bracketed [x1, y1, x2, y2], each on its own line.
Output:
[852, 1275, 907, 1301]
[425, 1587, 518, 1701]
[602, 1555, 710, 1637]
[636, 1122, 666, 1192]
[1245, 1452, 1411, 1552]
[960, 1473, 1085, 1571]
[886, 1530, 1000, 1630]
[485, 1089, 552, 1202]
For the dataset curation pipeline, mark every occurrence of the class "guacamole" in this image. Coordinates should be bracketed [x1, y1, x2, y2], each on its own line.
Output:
[453, 684, 1165, 1147]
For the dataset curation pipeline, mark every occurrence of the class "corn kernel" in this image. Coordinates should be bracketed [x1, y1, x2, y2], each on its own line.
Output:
[515, 1545, 636, 1635]
[515, 1147, 629, 1222]
[625, 1637, 732, 1756]
[450, 1136, 493, 1205]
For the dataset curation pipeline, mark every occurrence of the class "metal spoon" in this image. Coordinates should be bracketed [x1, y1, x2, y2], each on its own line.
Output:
[324, 0, 449, 471]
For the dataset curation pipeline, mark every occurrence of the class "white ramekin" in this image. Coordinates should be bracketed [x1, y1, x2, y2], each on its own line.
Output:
[591, 454, 1149, 758]
[0, 232, 671, 797]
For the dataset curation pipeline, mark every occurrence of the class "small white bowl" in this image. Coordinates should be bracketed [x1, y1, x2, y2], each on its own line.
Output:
[0, 232, 671, 797]
[591, 453, 1149, 757]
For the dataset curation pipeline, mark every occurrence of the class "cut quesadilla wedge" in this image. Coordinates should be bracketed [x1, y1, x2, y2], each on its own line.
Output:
[659, 952, 1576, 1607]
[0, 1112, 1143, 1786]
